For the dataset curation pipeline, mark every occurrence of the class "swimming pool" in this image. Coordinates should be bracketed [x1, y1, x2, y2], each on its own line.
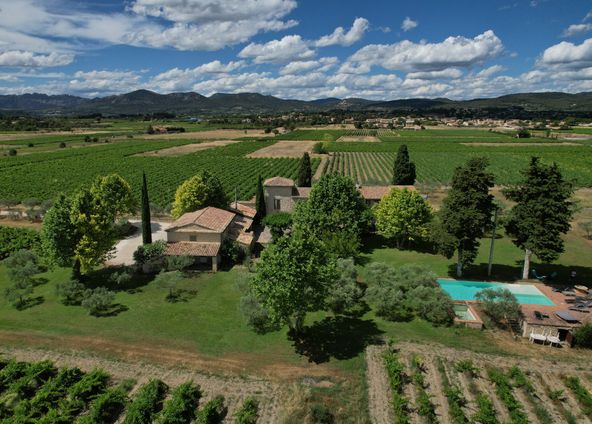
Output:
[437, 279, 555, 306]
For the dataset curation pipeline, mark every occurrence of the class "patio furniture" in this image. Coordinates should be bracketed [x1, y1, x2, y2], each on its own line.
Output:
[532, 269, 547, 281]
[546, 335, 561, 346]
[574, 285, 589, 295]
[529, 332, 547, 344]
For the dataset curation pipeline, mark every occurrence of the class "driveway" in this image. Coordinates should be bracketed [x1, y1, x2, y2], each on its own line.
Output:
[107, 220, 170, 266]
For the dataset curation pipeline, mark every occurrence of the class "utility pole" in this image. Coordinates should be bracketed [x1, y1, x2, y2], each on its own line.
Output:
[487, 206, 499, 278]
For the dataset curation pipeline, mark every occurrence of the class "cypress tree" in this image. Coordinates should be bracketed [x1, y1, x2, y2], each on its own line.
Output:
[504, 157, 574, 279]
[297, 152, 312, 187]
[141, 172, 152, 244]
[392, 144, 416, 185]
[255, 175, 266, 224]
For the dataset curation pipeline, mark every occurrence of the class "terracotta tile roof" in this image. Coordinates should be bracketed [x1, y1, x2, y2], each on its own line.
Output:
[165, 242, 221, 257]
[264, 176, 295, 187]
[295, 187, 311, 198]
[228, 202, 257, 219]
[168, 207, 236, 232]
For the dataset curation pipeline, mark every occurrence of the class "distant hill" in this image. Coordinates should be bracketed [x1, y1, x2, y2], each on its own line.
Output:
[1, 90, 592, 115]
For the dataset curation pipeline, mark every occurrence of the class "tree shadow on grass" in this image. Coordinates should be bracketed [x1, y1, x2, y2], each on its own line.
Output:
[290, 316, 384, 364]
[167, 289, 198, 303]
[16, 296, 44, 311]
[358, 233, 440, 266]
[83, 267, 154, 292]
[93, 303, 129, 318]
[448, 262, 592, 283]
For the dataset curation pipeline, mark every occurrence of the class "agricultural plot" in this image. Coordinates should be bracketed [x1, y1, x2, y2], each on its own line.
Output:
[0, 355, 270, 423]
[274, 129, 347, 141]
[367, 343, 592, 424]
[0, 139, 319, 206]
[323, 139, 592, 186]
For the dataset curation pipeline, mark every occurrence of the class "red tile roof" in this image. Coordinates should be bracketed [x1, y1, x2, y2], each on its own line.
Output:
[264, 176, 295, 187]
[168, 207, 236, 232]
[228, 202, 257, 219]
[165, 242, 221, 257]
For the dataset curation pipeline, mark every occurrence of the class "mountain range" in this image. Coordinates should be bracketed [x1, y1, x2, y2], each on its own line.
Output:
[1, 90, 592, 116]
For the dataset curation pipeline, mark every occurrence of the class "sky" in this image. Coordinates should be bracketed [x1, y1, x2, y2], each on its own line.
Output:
[0, 0, 591, 100]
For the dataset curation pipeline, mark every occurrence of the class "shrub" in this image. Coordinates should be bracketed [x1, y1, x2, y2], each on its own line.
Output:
[239, 294, 277, 334]
[59, 142, 66, 148]
[56, 279, 86, 305]
[234, 397, 259, 424]
[195, 395, 226, 423]
[312, 142, 327, 154]
[476, 288, 522, 328]
[8, 149, 17, 156]
[108, 269, 133, 286]
[166, 255, 194, 271]
[262, 212, 292, 240]
[309, 404, 334, 423]
[123, 379, 169, 424]
[0, 226, 41, 259]
[153, 271, 184, 302]
[157, 381, 201, 424]
[80, 387, 127, 424]
[220, 240, 246, 264]
[68, 369, 110, 406]
[133, 240, 166, 266]
[573, 323, 592, 348]
[383, 351, 409, 424]
[81, 287, 116, 316]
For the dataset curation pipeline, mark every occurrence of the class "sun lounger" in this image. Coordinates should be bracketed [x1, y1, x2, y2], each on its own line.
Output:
[532, 269, 547, 281]
[546, 335, 561, 346]
[529, 333, 547, 344]
[569, 306, 590, 313]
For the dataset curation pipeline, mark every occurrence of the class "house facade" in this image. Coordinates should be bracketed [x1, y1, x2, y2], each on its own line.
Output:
[165, 206, 253, 271]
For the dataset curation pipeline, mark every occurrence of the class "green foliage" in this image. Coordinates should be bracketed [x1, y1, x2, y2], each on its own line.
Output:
[438, 157, 495, 276]
[55, 279, 86, 305]
[153, 271, 184, 302]
[3, 249, 41, 309]
[312, 142, 328, 154]
[68, 369, 110, 405]
[393, 144, 416, 185]
[573, 323, 592, 348]
[133, 240, 167, 266]
[487, 368, 529, 424]
[365, 263, 453, 325]
[383, 351, 409, 424]
[81, 287, 116, 316]
[254, 175, 266, 224]
[123, 379, 169, 424]
[373, 188, 432, 247]
[0, 226, 41, 259]
[157, 381, 201, 424]
[79, 386, 128, 424]
[220, 239, 246, 264]
[165, 255, 194, 271]
[508, 366, 552, 424]
[262, 212, 292, 241]
[250, 230, 337, 333]
[436, 358, 469, 424]
[297, 152, 312, 187]
[293, 174, 369, 257]
[195, 395, 225, 424]
[504, 157, 574, 277]
[578, 221, 592, 240]
[473, 394, 500, 424]
[141, 172, 152, 245]
[171, 171, 228, 218]
[326, 258, 364, 315]
[475, 288, 522, 328]
[565, 376, 592, 416]
[234, 397, 259, 424]
[454, 360, 479, 377]
[411, 355, 436, 422]
[41, 194, 78, 267]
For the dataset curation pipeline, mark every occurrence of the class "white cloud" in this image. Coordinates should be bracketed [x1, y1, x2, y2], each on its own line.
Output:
[239, 35, 315, 64]
[344, 30, 504, 73]
[149, 60, 245, 92]
[407, 68, 463, 79]
[477, 64, 506, 77]
[586, 10, 592, 21]
[0, 51, 73, 67]
[562, 24, 592, 38]
[401, 17, 418, 32]
[315, 18, 369, 47]
[280, 57, 338, 75]
[540, 38, 592, 69]
[68, 70, 141, 97]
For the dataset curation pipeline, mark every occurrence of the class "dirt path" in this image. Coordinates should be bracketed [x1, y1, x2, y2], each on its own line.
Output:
[424, 356, 451, 424]
[0, 345, 284, 423]
[402, 355, 421, 424]
[365, 345, 392, 424]
[540, 370, 592, 424]
[313, 155, 328, 181]
[246, 140, 321, 158]
[135, 139, 242, 157]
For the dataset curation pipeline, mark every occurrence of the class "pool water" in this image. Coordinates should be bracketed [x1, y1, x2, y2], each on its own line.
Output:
[438, 279, 555, 306]
[454, 304, 476, 320]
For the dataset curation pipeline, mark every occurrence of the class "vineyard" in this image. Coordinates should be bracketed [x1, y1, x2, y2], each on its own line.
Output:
[0, 356, 266, 423]
[0, 139, 319, 207]
[367, 344, 592, 424]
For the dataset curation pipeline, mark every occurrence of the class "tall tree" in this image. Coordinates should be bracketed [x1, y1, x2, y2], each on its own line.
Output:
[141, 172, 152, 244]
[250, 230, 337, 334]
[392, 144, 416, 185]
[42, 194, 78, 267]
[171, 171, 228, 218]
[438, 157, 495, 277]
[297, 152, 312, 187]
[373, 188, 433, 248]
[255, 175, 266, 224]
[293, 174, 369, 257]
[503, 157, 574, 279]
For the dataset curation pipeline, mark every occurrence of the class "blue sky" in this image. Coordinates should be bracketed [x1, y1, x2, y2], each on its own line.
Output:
[0, 0, 591, 100]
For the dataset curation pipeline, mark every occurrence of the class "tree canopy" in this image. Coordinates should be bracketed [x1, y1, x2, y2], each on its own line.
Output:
[249, 230, 337, 333]
[503, 157, 574, 279]
[392, 144, 416, 185]
[255, 175, 266, 224]
[373, 188, 432, 247]
[475, 288, 522, 328]
[297, 152, 312, 187]
[141, 172, 152, 244]
[293, 174, 369, 257]
[437, 157, 495, 277]
[171, 171, 227, 219]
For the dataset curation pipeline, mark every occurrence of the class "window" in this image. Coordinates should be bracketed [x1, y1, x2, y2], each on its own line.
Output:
[274, 199, 281, 210]
[189, 235, 197, 242]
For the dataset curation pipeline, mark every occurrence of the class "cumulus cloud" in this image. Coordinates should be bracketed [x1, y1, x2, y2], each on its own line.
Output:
[539, 38, 592, 69]
[239, 35, 315, 64]
[68, 70, 141, 97]
[343, 30, 504, 73]
[562, 24, 592, 38]
[280, 57, 338, 75]
[149, 60, 245, 92]
[315, 18, 369, 47]
[407, 68, 463, 80]
[401, 17, 418, 32]
[0, 51, 73, 67]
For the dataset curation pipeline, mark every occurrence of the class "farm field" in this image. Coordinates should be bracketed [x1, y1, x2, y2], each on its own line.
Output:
[0, 139, 319, 207]
[367, 343, 592, 424]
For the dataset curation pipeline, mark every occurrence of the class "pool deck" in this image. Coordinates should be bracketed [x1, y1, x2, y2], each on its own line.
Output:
[521, 282, 592, 327]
